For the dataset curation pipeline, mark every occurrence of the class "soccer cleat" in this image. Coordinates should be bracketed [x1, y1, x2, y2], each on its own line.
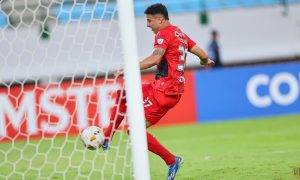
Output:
[102, 140, 110, 150]
[166, 156, 184, 180]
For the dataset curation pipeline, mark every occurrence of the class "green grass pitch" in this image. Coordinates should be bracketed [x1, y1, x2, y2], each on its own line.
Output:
[1, 114, 300, 179]
[149, 114, 300, 180]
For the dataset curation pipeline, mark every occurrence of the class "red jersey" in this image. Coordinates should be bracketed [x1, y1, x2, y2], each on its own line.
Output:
[152, 25, 196, 95]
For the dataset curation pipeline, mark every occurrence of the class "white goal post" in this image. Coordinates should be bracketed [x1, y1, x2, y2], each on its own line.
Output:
[117, 0, 150, 179]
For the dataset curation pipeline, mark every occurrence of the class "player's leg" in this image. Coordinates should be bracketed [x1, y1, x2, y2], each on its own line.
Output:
[143, 86, 183, 179]
[124, 119, 178, 167]
[146, 121, 183, 180]
[103, 89, 127, 150]
[145, 121, 176, 165]
[146, 132, 176, 165]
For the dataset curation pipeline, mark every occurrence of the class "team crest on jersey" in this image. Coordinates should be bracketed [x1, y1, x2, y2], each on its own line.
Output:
[157, 38, 164, 44]
[143, 97, 153, 107]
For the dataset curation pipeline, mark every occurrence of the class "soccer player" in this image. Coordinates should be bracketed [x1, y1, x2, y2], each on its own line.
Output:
[103, 3, 214, 180]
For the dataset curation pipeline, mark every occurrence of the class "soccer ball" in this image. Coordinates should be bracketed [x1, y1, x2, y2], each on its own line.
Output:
[81, 126, 105, 150]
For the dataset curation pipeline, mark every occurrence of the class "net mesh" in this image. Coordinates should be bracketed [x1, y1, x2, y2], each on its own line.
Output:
[0, 0, 133, 179]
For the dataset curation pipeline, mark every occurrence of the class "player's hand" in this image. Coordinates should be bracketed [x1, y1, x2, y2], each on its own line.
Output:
[201, 59, 215, 67]
[114, 69, 124, 78]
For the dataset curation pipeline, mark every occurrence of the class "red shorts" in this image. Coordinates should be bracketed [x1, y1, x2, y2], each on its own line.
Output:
[142, 83, 181, 125]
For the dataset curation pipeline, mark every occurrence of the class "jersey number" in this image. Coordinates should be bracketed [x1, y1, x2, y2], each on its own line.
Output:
[177, 45, 187, 71]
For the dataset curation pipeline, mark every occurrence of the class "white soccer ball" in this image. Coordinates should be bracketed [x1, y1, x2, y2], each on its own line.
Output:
[81, 126, 105, 150]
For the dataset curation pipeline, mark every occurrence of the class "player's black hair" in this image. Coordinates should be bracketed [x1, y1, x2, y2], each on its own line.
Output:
[144, 3, 169, 20]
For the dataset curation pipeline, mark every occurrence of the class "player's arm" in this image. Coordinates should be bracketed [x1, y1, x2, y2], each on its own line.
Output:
[190, 45, 214, 67]
[139, 47, 165, 70]
[114, 48, 165, 78]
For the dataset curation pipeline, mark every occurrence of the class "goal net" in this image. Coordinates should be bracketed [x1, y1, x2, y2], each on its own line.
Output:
[0, 0, 148, 179]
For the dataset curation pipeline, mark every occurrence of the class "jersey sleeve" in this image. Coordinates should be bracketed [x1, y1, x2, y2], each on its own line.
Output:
[153, 31, 169, 50]
[185, 33, 196, 51]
